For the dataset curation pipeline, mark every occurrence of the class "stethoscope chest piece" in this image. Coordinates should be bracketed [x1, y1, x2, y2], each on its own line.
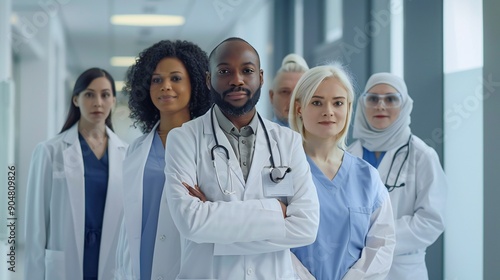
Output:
[270, 167, 292, 183]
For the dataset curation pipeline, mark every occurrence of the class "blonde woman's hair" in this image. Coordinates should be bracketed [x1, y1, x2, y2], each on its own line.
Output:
[288, 63, 354, 149]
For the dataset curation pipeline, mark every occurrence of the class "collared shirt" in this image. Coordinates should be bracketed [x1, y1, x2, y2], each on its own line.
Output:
[214, 106, 258, 181]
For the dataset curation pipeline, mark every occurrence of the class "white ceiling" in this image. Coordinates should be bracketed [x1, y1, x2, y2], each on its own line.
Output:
[12, 0, 269, 83]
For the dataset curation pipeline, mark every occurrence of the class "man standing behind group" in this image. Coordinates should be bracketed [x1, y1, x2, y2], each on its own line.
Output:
[269, 53, 309, 126]
[164, 37, 319, 279]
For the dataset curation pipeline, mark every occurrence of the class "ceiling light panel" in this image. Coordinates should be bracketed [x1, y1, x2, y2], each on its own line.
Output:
[110, 14, 185, 26]
[110, 56, 136, 67]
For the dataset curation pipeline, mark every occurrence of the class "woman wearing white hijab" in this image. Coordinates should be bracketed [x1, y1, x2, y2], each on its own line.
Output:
[348, 73, 447, 280]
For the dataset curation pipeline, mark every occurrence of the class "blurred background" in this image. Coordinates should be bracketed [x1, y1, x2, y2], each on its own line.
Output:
[1, 0, 499, 279]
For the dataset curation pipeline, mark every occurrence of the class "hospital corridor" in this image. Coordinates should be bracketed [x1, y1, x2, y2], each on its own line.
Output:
[1, 0, 499, 279]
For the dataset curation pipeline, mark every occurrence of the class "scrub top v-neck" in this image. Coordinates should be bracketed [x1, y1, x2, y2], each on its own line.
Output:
[79, 133, 109, 280]
[292, 152, 381, 279]
[140, 131, 166, 280]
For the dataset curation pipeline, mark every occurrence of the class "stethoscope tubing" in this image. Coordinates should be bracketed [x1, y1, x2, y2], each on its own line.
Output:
[209, 105, 290, 191]
[209, 105, 275, 167]
[384, 134, 412, 191]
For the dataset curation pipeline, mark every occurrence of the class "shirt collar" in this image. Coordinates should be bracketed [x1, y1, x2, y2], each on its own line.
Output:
[214, 105, 258, 137]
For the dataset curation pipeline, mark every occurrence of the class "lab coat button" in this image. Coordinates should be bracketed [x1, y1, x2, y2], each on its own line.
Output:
[156, 276, 164, 280]
[247, 268, 253, 275]
[159, 234, 166, 241]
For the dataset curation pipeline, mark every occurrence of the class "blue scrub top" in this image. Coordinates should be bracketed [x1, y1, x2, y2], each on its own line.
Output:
[79, 133, 109, 280]
[140, 132, 166, 280]
[291, 152, 385, 280]
[362, 147, 386, 169]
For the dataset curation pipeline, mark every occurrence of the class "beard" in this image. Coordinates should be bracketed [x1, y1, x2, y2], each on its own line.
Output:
[211, 86, 261, 116]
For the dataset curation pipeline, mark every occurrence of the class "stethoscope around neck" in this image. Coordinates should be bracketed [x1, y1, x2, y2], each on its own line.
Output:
[210, 106, 291, 195]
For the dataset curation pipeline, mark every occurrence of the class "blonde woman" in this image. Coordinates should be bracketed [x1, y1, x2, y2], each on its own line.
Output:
[290, 65, 396, 279]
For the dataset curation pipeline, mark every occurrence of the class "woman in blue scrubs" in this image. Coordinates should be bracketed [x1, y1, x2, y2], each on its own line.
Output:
[289, 65, 396, 279]
[114, 40, 212, 280]
[25, 68, 128, 280]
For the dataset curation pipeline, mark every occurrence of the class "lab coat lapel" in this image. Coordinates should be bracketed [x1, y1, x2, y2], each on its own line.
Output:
[61, 125, 85, 269]
[123, 126, 157, 276]
[202, 111, 245, 188]
[378, 144, 408, 187]
[245, 118, 276, 193]
[99, 128, 126, 279]
[351, 139, 408, 190]
[349, 140, 395, 182]
[349, 141, 363, 158]
[351, 140, 394, 180]
[377, 148, 395, 179]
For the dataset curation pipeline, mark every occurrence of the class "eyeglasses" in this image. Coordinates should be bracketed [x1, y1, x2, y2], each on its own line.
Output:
[362, 93, 402, 108]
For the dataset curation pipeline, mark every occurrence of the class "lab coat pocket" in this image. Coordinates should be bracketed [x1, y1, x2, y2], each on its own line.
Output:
[347, 207, 371, 259]
[45, 249, 65, 280]
[261, 167, 294, 198]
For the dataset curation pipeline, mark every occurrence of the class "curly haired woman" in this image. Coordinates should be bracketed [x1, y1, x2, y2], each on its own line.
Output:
[114, 40, 212, 280]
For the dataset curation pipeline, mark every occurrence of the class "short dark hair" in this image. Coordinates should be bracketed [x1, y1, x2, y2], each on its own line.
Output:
[208, 37, 260, 69]
[126, 40, 212, 133]
[60, 68, 116, 133]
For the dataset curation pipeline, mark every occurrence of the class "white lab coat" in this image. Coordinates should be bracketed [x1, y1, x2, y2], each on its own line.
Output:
[164, 109, 320, 280]
[24, 123, 127, 280]
[348, 136, 447, 280]
[115, 122, 181, 280]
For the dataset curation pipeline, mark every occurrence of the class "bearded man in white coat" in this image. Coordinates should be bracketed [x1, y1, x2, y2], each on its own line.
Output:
[164, 37, 320, 280]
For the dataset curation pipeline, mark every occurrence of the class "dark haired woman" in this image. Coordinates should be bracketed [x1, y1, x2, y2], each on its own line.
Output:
[114, 40, 211, 280]
[24, 68, 128, 280]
